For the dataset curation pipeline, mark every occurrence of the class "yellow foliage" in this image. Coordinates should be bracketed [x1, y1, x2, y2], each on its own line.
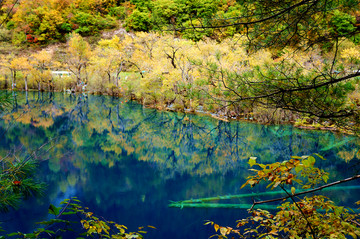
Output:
[337, 149, 356, 162]
[10, 56, 31, 72]
[248, 49, 273, 67]
[67, 173, 78, 186]
[341, 47, 360, 62]
[31, 50, 53, 67]
[67, 33, 92, 60]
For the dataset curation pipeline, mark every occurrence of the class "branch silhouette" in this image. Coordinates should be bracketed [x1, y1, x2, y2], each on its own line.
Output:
[250, 174, 360, 211]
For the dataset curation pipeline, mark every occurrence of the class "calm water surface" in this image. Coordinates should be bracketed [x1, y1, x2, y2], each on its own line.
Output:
[0, 92, 359, 238]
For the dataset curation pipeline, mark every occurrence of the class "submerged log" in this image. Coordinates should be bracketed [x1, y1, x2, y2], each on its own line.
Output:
[168, 202, 278, 210]
[169, 185, 360, 209]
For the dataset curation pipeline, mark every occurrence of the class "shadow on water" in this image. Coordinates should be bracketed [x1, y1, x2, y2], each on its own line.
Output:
[0, 91, 360, 238]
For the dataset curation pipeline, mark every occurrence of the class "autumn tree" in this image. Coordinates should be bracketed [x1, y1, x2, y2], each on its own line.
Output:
[158, 35, 202, 110]
[0, 54, 31, 91]
[65, 32, 92, 90]
[30, 49, 60, 91]
[89, 34, 134, 94]
[14, 56, 32, 91]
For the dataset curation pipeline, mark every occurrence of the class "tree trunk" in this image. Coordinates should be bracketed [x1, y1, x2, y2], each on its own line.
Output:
[25, 90, 29, 105]
[4, 75, 8, 89]
[38, 81, 41, 91]
[11, 70, 16, 90]
[116, 74, 120, 87]
[116, 62, 124, 87]
[24, 75, 28, 91]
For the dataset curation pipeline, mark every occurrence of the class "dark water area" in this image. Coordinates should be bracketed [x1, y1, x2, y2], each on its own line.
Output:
[0, 91, 359, 238]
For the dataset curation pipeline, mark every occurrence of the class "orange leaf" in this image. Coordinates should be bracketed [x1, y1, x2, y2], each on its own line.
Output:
[214, 224, 219, 232]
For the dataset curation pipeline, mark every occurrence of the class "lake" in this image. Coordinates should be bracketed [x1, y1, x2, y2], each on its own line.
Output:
[0, 91, 360, 238]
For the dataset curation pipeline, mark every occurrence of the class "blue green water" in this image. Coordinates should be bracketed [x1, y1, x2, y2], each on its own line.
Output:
[0, 91, 359, 238]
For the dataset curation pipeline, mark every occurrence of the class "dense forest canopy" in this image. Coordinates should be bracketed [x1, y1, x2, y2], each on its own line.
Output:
[1, 0, 359, 42]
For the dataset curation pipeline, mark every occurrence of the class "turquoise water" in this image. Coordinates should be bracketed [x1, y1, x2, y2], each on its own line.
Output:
[0, 91, 359, 238]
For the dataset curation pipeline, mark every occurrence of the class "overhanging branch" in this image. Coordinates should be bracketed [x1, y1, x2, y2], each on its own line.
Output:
[250, 174, 360, 210]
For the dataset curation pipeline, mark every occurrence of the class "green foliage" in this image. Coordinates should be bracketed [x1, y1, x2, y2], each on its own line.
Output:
[125, 9, 152, 31]
[0, 157, 45, 212]
[5, 21, 15, 30]
[330, 10, 356, 36]
[125, 0, 222, 39]
[74, 12, 117, 36]
[130, 0, 152, 9]
[59, 23, 72, 34]
[108, 6, 127, 19]
[11, 31, 26, 45]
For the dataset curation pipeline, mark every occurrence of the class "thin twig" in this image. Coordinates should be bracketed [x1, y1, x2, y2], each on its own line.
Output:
[280, 185, 317, 239]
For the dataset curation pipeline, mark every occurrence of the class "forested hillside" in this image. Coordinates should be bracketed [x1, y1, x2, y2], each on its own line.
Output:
[1, 0, 359, 43]
[0, 0, 236, 43]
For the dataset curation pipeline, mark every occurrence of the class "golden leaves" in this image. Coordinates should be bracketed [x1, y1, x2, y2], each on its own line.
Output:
[241, 155, 328, 190]
[67, 32, 92, 60]
[341, 47, 360, 62]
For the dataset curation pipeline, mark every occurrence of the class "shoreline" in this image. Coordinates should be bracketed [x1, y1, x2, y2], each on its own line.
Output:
[2, 89, 349, 134]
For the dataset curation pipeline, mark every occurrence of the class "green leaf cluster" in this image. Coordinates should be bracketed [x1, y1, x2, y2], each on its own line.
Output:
[0, 157, 45, 213]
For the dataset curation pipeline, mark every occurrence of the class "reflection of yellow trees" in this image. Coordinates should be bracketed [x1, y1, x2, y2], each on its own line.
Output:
[59, 180, 69, 193]
[66, 98, 259, 176]
[72, 129, 86, 146]
[67, 173, 79, 186]
[3, 107, 54, 128]
[101, 133, 136, 156]
[48, 158, 61, 173]
[2, 103, 69, 128]
[3, 92, 360, 180]
[337, 149, 358, 162]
